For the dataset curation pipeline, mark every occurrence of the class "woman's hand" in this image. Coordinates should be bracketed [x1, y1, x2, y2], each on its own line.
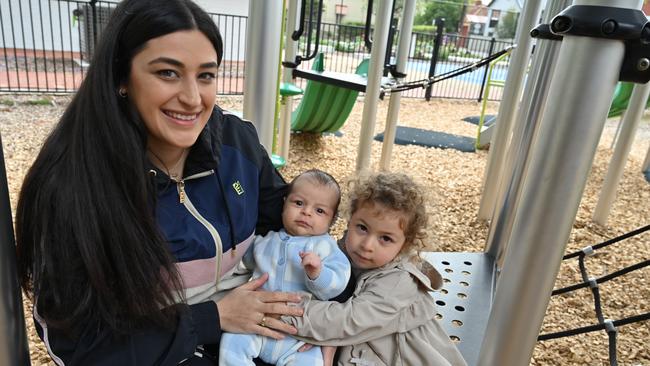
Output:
[216, 273, 304, 340]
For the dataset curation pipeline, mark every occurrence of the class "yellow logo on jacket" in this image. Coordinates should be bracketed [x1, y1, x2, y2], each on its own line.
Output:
[232, 181, 244, 195]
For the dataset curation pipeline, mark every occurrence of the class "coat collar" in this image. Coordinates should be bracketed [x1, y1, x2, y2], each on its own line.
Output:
[354, 254, 442, 292]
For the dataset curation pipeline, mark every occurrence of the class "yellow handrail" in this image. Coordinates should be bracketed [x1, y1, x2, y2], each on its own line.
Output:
[475, 48, 514, 149]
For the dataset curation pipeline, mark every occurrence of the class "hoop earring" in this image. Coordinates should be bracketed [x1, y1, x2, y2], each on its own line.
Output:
[118, 88, 127, 98]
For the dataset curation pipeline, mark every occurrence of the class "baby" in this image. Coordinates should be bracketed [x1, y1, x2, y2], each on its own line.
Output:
[283, 172, 467, 366]
[219, 169, 351, 366]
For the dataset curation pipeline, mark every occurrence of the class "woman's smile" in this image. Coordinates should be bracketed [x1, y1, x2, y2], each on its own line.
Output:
[162, 109, 202, 125]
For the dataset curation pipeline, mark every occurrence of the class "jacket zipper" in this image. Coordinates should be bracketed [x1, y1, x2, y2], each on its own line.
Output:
[175, 170, 223, 285]
[177, 180, 186, 203]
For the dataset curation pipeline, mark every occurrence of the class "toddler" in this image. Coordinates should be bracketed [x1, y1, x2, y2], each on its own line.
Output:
[283, 172, 467, 366]
[219, 169, 351, 366]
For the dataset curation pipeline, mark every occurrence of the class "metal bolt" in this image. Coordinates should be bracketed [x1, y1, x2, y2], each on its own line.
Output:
[642, 24, 650, 44]
[601, 20, 617, 35]
[637, 58, 650, 71]
[551, 16, 571, 34]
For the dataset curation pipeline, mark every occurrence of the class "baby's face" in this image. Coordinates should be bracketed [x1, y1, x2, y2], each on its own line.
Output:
[282, 179, 337, 237]
[345, 202, 407, 269]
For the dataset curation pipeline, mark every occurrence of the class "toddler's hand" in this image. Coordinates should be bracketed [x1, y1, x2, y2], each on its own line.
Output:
[299, 251, 322, 280]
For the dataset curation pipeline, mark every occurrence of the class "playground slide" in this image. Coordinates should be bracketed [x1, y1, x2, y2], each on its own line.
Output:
[291, 54, 370, 133]
[608, 82, 650, 118]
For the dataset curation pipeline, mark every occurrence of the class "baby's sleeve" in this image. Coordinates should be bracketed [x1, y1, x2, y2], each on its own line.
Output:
[304, 235, 351, 300]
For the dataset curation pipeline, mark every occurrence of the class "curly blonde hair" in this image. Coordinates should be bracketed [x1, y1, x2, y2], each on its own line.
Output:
[347, 172, 428, 254]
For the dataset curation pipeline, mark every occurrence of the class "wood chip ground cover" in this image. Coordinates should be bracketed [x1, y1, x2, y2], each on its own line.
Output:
[1, 94, 648, 366]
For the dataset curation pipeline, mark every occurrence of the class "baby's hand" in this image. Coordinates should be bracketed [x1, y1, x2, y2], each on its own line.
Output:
[299, 251, 322, 280]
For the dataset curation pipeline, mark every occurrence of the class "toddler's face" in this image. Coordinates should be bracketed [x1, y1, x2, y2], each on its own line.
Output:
[345, 202, 407, 269]
[282, 179, 337, 237]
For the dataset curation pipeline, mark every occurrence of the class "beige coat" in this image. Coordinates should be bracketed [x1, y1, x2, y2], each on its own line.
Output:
[284, 256, 467, 366]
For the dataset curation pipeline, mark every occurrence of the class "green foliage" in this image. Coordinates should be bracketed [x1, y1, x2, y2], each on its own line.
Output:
[342, 20, 365, 27]
[335, 40, 359, 53]
[412, 25, 436, 34]
[414, 0, 464, 33]
[23, 98, 52, 106]
[438, 44, 455, 61]
[0, 98, 15, 106]
[497, 9, 519, 39]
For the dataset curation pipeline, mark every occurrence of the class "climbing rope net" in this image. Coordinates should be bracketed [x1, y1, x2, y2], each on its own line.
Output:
[537, 224, 650, 366]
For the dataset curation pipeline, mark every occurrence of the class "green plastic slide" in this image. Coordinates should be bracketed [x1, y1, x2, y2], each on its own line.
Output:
[291, 53, 369, 133]
[608, 82, 650, 118]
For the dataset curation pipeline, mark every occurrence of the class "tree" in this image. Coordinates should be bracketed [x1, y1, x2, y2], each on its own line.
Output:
[414, 0, 465, 33]
[496, 9, 519, 39]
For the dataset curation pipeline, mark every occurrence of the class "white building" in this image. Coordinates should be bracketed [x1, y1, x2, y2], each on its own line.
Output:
[0, 0, 249, 62]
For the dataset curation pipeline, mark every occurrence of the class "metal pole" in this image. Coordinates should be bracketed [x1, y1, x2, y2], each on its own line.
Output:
[484, 0, 569, 266]
[278, 0, 300, 162]
[593, 82, 650, 225]
[610, 113, 625, 149]
[477, 0, 543, 220]
[477, 2, 638, 365]
[0, 131, 31, 366]
[425, 18, 444, 102]
[378, 0, 416, 172]
[89, 0, 98, 54]
[243, 1, 284, 154]
[355, 0, 394, 172]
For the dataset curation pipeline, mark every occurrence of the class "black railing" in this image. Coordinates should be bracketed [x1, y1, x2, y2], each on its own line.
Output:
[0, 0, 246, 95]
[293, 21, 513, 101]
[1, 1, 513, 101]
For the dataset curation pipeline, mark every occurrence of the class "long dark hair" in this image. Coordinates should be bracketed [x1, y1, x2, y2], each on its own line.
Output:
[15, 0, 223, 335]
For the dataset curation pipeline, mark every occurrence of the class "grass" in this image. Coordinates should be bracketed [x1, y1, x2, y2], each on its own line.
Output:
[22, 98, 53, 106]
[0, 98, 15, 106]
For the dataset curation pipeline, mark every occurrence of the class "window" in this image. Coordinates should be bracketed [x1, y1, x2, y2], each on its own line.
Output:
[489, 10, 500, 28]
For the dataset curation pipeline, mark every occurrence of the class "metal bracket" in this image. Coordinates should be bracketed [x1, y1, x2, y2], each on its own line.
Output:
[530, 23, 563, 41]
[588, 277, 598, 289]
[603, 319, 617, 334]
[542, 5, 650, 83]
[581, 245, 595, 257]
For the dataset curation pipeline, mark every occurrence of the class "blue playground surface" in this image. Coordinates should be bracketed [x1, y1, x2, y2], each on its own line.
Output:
[405, 59, 509, 85]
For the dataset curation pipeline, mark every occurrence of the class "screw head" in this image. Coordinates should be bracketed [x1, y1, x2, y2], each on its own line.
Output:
[637, 58, 650, 71]
[601, 19, 617, 35]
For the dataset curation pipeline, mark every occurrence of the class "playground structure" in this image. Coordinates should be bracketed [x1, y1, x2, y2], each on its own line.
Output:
[276, 0, 650, 365]
[1, 1, 650, 366]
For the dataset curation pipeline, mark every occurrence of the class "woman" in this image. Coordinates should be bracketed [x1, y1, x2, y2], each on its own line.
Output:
[15, 0, 301, 364]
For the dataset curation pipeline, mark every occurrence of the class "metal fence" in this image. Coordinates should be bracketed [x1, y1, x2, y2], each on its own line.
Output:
[0, 0, 246, 94]
[0, 0, 513, 101]
[293, 21, 513, 101]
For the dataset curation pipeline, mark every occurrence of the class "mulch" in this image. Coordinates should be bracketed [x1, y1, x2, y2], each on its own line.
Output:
[1, 94, 648, 366]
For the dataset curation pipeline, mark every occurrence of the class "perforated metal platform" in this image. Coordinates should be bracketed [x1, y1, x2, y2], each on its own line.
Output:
[421, 252, 497, 366]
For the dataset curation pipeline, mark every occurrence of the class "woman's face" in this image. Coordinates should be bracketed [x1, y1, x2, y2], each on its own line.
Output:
[126, 30, 218, 157]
